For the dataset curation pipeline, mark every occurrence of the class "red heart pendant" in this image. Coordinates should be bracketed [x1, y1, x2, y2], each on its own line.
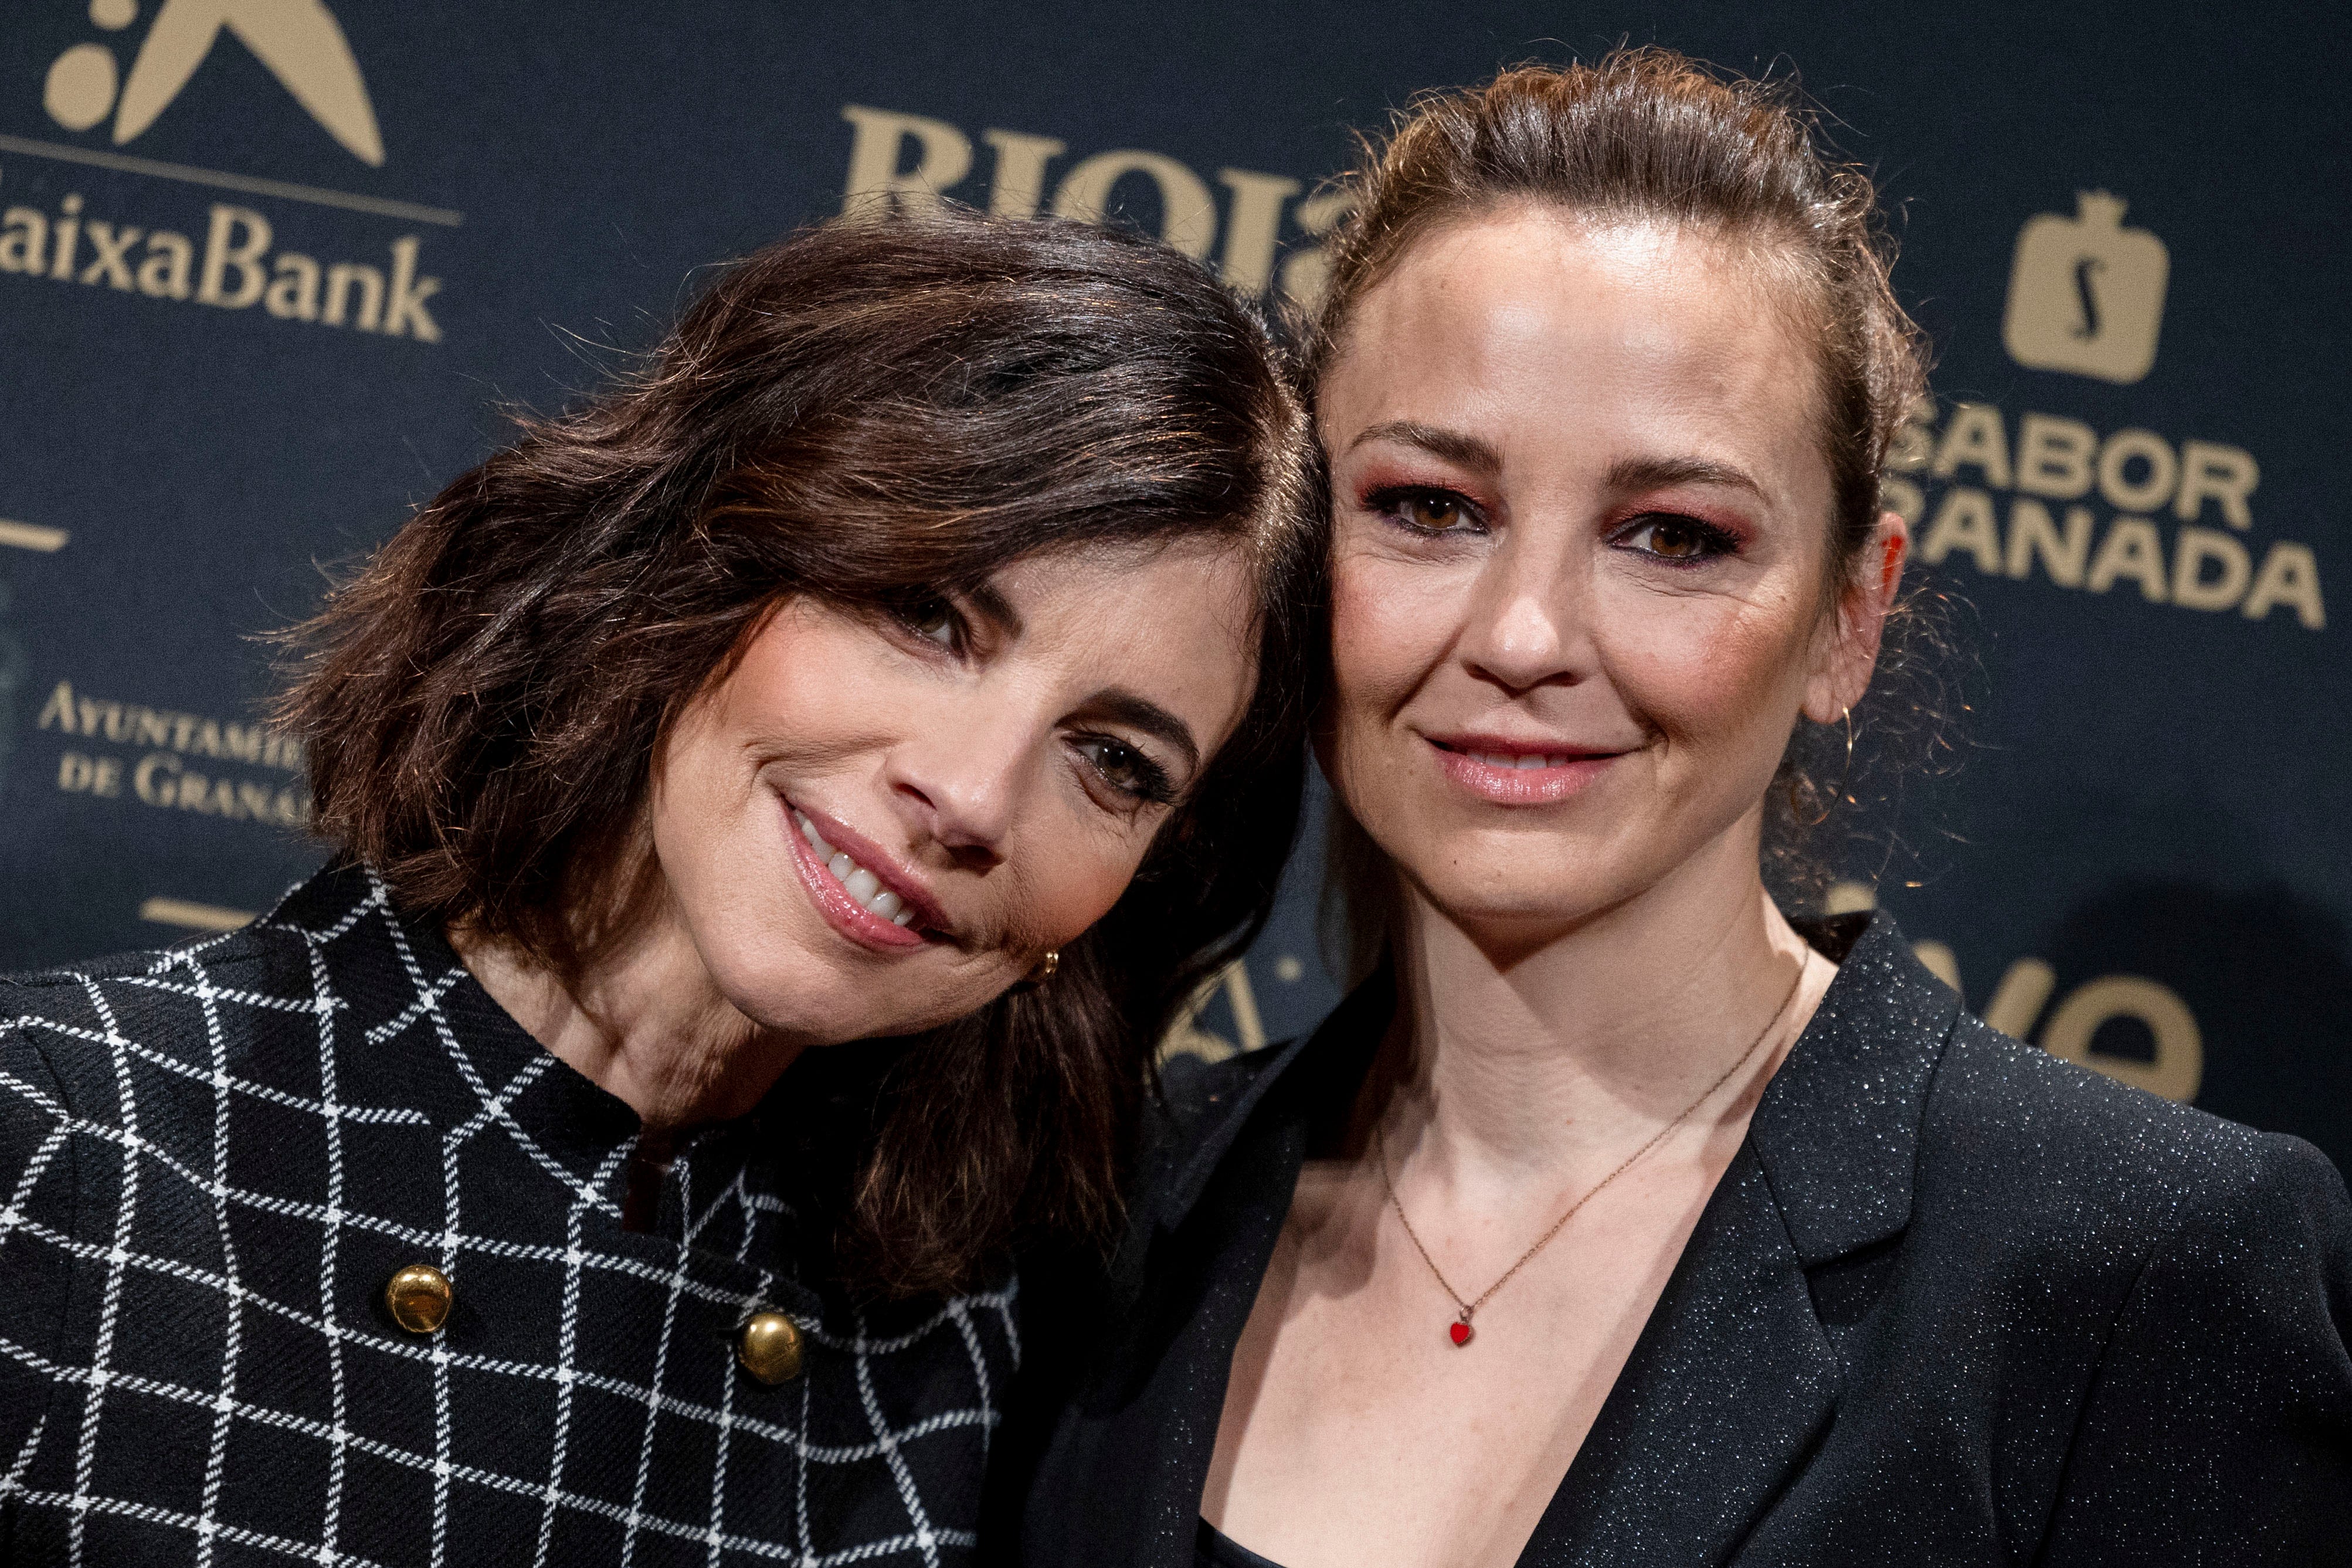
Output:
[1449, 1320, 1474, 1347]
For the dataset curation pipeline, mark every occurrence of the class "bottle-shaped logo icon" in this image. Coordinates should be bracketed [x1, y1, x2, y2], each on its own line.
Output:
[2001, 191, 2168, 385]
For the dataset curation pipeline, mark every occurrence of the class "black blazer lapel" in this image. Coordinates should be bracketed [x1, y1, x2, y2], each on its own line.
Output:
[1038, 983, 1392, 1568]
[1520, 1143, 1841, 1567]
[1519, 914, 1959, 1566]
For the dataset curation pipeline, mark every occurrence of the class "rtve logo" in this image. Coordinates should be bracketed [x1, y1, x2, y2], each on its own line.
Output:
[41, 0, 382, 165]
[2003, 191, 2170, 385]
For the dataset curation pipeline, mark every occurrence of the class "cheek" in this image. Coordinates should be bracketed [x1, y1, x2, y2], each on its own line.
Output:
[1329, 550, 1453, 715]
[1013, 828, 1153, 949]
[701, 609, 953, 818]
[1601, 589, 1814, 751]
[646, 715, 726, 870]
[732, 616, 903, 759]
[651, 611, 909, 879]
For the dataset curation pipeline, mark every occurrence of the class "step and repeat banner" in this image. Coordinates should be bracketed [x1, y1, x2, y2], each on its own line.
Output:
[2, 2, 2345, 1167]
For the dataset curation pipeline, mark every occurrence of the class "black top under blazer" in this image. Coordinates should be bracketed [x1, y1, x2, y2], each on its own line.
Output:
[0, 865, 1017, 1566]
[1007, 912, 2352, 1566]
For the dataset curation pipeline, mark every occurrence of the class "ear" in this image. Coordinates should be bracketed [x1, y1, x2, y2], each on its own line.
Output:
[1803, 509, 1909, 724]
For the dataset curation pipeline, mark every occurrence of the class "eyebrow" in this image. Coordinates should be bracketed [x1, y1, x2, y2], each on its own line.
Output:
[1348, 422, 1770, 505]
[969, 583, 1197, 775]
[966, 581, 1025, 638]
[1347, 419, 1504, 476]
[1090, 688, 1202, 778]
[1604, 454, 1768, 501]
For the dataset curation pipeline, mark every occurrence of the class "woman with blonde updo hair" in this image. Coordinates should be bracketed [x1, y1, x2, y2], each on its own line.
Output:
[1010, 50, 2352, 1567]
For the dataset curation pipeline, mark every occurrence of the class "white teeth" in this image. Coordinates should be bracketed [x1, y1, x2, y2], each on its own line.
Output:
[795, 810, 923, 927]
[795, 811, 834, 858]
[1466, 751, 1576, 771]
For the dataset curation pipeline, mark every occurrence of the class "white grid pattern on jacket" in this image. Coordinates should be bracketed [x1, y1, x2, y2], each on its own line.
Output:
[0, 868, 1019, 1567]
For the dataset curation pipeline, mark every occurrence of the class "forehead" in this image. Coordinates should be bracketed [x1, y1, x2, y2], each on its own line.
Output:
[992, 538, 1255, 634]
[992, 538, 1260, 717]
[1326, 209, 1824, 477]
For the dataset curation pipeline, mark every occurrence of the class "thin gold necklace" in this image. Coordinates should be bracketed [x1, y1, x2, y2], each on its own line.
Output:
[1372, 959, 1807, 1348]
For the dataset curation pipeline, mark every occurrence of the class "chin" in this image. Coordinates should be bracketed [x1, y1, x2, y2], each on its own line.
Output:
[737, 959, 1012, 1048]
[1436, 883, 1608, 932]
[728, 987, 892, 1050]
[1410, 844, 1635, 927]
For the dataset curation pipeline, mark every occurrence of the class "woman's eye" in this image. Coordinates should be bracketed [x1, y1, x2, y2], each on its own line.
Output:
[895, 596, 960, 650]
[1372, 488, 1482, 536]
[1620, 514, 1736, 562]
[1073, 735, 1175, 806]
[1404, 495, 1464, 531]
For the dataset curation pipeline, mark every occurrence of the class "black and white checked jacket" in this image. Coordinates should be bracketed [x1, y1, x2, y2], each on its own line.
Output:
[0, 864, 1019, 1566]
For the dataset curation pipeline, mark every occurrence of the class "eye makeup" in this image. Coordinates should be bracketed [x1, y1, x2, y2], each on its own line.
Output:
[1070, 732, 1178, 806]
[1362, 483, 1489, 538]
[1607, 511, 1744, 565]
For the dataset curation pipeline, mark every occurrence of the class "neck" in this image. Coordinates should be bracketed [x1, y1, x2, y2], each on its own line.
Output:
[1373, 810, 1821, 1179]
[450, 876, 804, 1131]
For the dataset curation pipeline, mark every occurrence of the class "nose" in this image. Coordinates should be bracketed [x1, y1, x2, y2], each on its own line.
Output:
[1457, 524, 1594, 695]
[886, 701, 1041, 870]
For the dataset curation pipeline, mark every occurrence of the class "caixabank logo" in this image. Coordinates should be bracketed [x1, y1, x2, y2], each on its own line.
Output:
[43, 0, 382, 163]
[1, 0, 452, 341]
[1888, 188, 2324, 633]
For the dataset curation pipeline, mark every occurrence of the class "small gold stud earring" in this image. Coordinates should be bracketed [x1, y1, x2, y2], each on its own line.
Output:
[1025, 950, 1060, 985]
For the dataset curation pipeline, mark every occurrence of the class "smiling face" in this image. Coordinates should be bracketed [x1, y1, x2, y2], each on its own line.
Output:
[1320, 207, 1904, 948]
[649, 541, 1259, 1048]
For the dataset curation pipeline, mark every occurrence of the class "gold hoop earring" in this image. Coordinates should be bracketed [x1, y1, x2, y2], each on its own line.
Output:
[1023, 950, 1060, 986]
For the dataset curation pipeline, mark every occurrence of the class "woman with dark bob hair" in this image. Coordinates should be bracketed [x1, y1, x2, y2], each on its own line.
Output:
[1013, 50, 2352, 1567]
[0, 211, 1316, 1564]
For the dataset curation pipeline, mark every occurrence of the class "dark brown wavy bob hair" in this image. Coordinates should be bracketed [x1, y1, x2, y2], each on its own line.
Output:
[278, 210, 1319, 1297]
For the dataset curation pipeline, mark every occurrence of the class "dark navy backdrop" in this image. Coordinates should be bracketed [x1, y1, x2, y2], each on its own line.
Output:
[2, 2, 2344, 1167]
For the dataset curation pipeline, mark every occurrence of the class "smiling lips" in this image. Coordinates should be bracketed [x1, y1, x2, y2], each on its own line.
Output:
[1427, 735, 1626, 805]
[785, 803, 939, 951]
[796, 809, 917, 925]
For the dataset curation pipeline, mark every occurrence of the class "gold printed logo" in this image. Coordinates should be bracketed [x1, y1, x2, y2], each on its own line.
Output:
[2001, 191, 2170, 385]
[838, 105, 1348, 305]
[7, 2, 449, 338]
[44, 0, 382, 165]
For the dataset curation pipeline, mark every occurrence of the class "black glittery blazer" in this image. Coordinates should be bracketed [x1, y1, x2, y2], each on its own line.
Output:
[0, 864, 1017, 1566]
[1004, 912, 2352, 1566]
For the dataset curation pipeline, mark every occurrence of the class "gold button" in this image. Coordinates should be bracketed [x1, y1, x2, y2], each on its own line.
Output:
[737, 1312, 804, 1384]
[384, 1264, 453, 1334]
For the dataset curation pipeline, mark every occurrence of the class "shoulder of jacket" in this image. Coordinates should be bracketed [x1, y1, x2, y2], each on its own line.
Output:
[0, 1005, 72, 1107]
[1927, 1012, 2305, 1219]
[0, 925, 300, 1084]
[1159, 1043, 1290, 1119]
[1152, 1041, 1298, 1147]
[1133, 1042, 1301, 1200]
[2, 918, 301, 990]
